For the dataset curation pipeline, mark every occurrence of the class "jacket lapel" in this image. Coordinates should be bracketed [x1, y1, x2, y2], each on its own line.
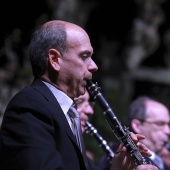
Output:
[30, 79, 78, 145]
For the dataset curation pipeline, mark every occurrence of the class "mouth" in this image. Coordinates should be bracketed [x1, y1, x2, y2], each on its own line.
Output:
[83, 79, 88, 87]
[85, 77, 92, 84]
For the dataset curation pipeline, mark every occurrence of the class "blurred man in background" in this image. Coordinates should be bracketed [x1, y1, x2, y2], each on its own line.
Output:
[75, 92, 163, 170]
[74, 90, 94, 133]
[74, 90, 96, 165]
[125, 96, 170, 170]
[98, 96, 170, 170]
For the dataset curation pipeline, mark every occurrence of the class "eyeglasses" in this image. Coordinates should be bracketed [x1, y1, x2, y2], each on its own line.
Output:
[140, 120, 170, 127]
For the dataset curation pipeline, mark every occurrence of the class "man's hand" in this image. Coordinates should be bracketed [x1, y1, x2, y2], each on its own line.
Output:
[136, 164, 158, 170]
[110, 133, 158, 170]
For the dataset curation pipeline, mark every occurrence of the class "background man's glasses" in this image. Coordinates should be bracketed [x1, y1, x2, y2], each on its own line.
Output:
[140, 119, 170, 127]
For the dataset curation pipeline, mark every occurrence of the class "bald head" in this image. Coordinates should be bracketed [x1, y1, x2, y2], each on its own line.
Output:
[43, 20, 85, 31]
[29, 20, 90, 78]
[43, 20, 89, 43]
[44, 20, 91, 52]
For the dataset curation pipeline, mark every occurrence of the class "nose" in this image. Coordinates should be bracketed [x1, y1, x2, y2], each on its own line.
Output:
[88, 59, 98, 72]
[164, 124, 170, 135]
[85, 102, 94, 115]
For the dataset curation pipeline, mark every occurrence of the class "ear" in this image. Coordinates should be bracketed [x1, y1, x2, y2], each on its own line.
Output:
[48, 49, 61, 71]
[131, 119, 142, 134]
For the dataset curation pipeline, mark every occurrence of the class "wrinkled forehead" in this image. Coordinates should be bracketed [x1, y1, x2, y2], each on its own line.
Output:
[146, 100, 170, 120]
[67, 26, 92, 45]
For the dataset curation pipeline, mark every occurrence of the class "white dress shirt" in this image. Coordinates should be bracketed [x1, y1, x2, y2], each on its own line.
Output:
[42, 81, 73, 129]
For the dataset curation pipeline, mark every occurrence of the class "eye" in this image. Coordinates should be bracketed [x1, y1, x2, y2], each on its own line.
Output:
[81, 54, 89, 60]
[76, 100, 84, 107]
[155, 121, 165, 126]
[80, 51, 92, 60]
[141, 120, 170, 127]
[155, 121, 170, 126]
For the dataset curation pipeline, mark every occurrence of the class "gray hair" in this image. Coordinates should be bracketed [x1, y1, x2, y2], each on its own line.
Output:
[125, 96, 151, 131]
[28, 21, 67, 78]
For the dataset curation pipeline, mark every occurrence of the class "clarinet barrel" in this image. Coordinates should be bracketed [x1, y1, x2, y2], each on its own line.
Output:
[86, 80, 148, 166]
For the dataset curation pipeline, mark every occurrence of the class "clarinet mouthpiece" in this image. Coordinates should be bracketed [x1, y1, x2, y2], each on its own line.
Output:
[86, 80, 93, 86]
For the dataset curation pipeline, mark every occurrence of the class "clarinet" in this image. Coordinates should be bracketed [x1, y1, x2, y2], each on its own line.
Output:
[85, 121, 114, 161]
[86, 80, 148, 166]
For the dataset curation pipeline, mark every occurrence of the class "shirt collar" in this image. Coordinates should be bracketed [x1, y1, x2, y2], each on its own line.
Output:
[42, 81, 73, 115]
[148, 149, 156, 160]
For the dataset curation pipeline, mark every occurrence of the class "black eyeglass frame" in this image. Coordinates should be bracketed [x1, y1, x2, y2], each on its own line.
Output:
[139, 119, 170, 127]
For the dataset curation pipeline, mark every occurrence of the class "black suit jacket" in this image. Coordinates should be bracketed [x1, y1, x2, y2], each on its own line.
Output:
[0, 79, 97, 170]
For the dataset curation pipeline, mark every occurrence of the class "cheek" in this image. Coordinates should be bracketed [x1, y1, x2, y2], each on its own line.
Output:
[148, 130, 163, 143]
[140, 127, 151, 137]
